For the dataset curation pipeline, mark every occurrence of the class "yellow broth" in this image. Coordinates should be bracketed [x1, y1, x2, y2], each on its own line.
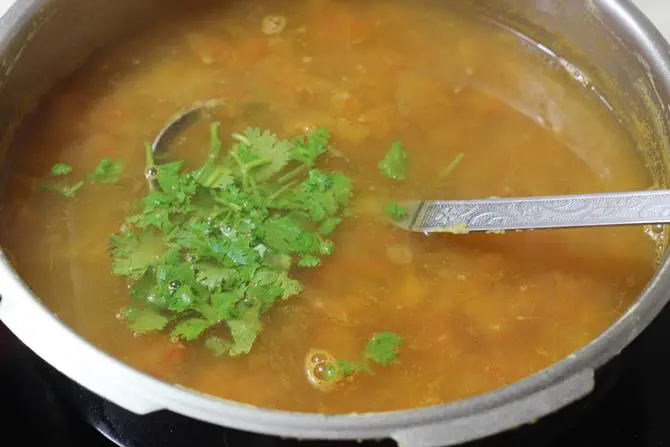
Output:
[0, 0, 660, 413]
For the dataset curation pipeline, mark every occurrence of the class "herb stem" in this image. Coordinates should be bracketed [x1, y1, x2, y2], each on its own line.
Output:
[229, 146, 246, 170]
[278, 164, 307, 184]
[229, 150, 255, 193]
[231, 132, 251, 146]
[213, 196, 242, 212]
[63, 180, 85, 198]
[245, 158, 272, 171]
[210, 122, 223, 157]
[247, 175, 258, 194]
[439, 152, 465, 181]
[193, 160, 212, 184]
[268, 179, 299, 203]
[145, 142, 155, 170]
[145, 142, 158, 192]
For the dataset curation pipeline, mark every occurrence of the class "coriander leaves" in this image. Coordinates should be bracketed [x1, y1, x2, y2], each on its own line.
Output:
[378, 140, 409, 180]
[39, 162, 83, 198]
[43, 158, 124, 198]
[110, 123, 353, 356]
[38, 179, 85, 199]
[384, 202, 407, 221]
[378, 141, 464, 183]
[378, 142, 465, 225]
[88, 158, 124, 184]
[345, 331, 403, 373]
[364, 331, 403, 366]
[123, 307, 171, 334]
[378, 141, 410, 222]
[51, 162, 73, 176]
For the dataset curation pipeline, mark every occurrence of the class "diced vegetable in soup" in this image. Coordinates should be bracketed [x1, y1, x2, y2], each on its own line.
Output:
[0, 0, 661, 413]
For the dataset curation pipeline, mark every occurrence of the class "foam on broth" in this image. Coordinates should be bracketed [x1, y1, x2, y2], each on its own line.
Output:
[0, 0, 659, 413]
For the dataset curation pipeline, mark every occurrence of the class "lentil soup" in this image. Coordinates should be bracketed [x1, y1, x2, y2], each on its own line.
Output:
[0, 0, 660, 413]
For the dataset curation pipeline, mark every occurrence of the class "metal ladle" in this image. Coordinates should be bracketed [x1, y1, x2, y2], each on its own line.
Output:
[147, 101, 670, 233]
[393, 191, 670, 233]
[145, 99, 223, 190]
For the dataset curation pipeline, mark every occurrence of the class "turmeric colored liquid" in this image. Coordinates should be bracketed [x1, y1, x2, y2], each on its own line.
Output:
[0, 0, 659, 413]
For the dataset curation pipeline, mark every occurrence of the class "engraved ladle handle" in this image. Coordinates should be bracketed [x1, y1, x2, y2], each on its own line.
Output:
[394, 190, 670, 233]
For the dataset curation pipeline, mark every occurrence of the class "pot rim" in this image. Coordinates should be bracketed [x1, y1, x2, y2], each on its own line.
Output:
[0, 0, 669, 442]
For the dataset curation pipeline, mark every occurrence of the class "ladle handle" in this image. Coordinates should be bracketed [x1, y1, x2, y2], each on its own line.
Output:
[398, 189, 670, 233]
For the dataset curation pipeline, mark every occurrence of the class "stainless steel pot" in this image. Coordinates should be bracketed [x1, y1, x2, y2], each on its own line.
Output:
[0, 1, 669, 446]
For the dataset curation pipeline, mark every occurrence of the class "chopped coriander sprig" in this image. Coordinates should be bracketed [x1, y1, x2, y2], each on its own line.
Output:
[364, 331, 403, 366]
[338, 331, 403, 374]
[38, 178, 85, 198]
[384, 202, 407, 221]
[110, 123, 353, 356]
[378, 140, 409, 180]
[379, 147, 465, 224]
[43, 158, 124, 198]
[51, 163, 73, 176]
[87, 158, 124, 184]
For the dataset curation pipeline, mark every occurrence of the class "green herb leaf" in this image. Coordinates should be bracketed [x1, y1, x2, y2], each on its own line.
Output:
[228, 319, 260, 356]
[170, 318, 214, 341]
[319, 217, 342, 235]
[290, 128, 329, 166]
[298, 254, 321, 267]
[110, 232, 164, 279]
[51, 163, 73, 176]
[384, 202, 407, 221]
[364, 331, 403, 366]
[88, 158, 124, 184]
[276, 272, 303, 298]
[378, 140, 409, 180]
[123, 307, 171, 334]
[232, 128, 291, 182]
[196, 264, 237, 291]
[211, 292, 241, 320]
[205, 336, 232, 356]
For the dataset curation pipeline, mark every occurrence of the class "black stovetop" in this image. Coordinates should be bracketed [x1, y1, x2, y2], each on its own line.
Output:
[2, 302, 670, 447]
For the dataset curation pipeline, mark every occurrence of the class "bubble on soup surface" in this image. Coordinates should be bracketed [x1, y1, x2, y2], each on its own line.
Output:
[305, 349, 340, 391]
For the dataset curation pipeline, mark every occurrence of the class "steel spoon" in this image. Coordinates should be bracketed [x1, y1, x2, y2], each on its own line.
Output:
[145, 99, 223, 189]
[152, 99, 223, 155]
[392, 190, 670, 233]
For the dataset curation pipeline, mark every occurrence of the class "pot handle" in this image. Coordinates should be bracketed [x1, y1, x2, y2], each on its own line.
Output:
[391, 369, 594, 447]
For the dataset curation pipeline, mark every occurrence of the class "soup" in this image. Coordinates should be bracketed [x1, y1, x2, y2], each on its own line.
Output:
[0, 0, 660, 414]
